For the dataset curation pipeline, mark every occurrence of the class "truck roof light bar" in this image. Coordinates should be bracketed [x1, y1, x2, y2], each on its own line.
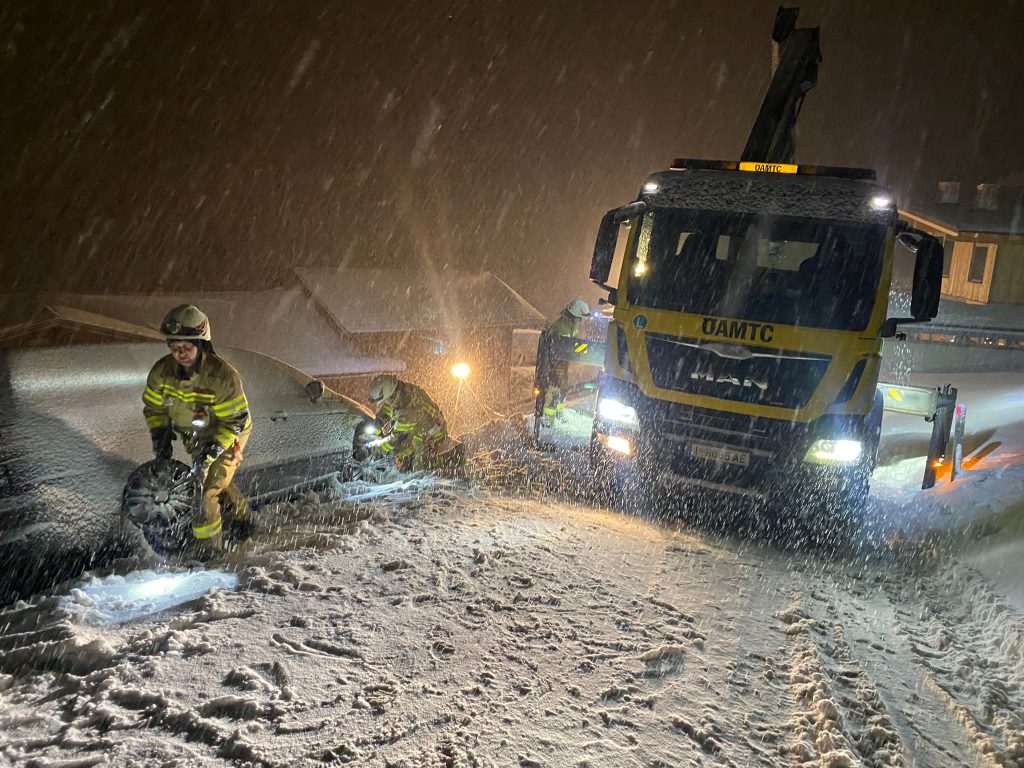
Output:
[669, 158, 876, 181]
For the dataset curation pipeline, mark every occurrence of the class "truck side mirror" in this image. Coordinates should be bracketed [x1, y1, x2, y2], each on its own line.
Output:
[590, 210, 619, 286]
[911, 236, 943, 321]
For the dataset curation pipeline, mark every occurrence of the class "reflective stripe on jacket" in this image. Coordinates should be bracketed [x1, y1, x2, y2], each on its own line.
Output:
[375, 382, 446, 446]
[143, 352, 252, 449]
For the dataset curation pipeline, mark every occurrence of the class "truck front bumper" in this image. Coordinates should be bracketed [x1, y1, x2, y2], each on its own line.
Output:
[592, 380, 878, 507]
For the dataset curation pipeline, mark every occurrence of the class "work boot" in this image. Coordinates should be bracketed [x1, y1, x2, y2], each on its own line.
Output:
[226, 514, 256, 543]
[188, 535, 223, 563]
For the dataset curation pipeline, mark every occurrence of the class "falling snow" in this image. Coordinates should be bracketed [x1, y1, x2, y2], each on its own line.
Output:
[2, 4, 1024, 766]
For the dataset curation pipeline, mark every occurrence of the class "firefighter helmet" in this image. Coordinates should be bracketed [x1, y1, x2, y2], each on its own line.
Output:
[369, 374, 399, 405]
[567, 299, 591, 319]
[161, 305, 212, 341]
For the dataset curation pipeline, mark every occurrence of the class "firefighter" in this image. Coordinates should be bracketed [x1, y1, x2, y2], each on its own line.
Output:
[143, 304, 252, 553]
[537, 299, 590, 424]
[368, 374, 448, 472]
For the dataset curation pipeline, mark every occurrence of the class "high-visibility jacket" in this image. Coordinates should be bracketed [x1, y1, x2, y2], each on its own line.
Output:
[376, 382, 446, 448]
[537, 310, 581, 389]
[142, 352, 252, 452]
[544, 311, 581, 341]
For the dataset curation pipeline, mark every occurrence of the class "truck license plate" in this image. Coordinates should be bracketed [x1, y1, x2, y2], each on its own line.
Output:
[689, 443, 750, 467]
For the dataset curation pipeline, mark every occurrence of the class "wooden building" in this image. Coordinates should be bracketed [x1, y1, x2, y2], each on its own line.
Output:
[900, 181, 1024, 305]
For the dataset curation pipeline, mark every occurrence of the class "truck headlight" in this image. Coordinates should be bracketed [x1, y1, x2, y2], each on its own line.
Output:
[605, 435, 632, 455]
[804, 438, 863, 465]
[597, 397, 638, 426]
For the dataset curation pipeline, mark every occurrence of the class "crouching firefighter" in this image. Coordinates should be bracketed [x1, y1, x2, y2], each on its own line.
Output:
[143, 305, 252, 553]
[536, 299, 590, 425]
[366, 375, 451, 472]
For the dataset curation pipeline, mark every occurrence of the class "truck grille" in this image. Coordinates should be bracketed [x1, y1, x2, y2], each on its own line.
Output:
[641, 399, 808, 492]
[645, 333, 830, 409]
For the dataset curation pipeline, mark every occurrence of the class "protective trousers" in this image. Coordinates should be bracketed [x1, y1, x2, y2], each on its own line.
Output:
[542, 360, 569, 420]
[393, 432, 446, 472]
[193, 431, 250, 545]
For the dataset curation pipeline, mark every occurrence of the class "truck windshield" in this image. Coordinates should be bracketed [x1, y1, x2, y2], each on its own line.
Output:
[625, 208, 886, 331]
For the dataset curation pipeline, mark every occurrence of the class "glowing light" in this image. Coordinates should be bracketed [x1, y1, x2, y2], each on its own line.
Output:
[597, 397, 638, 425]
[132, 575, 181, 600]
[363, 423, 379, 435]
[606, 436, 632, 455]
[642, 181, 659, 193]
[634, 261, 647, 276]
[59, 569, 237, 626]
[804, 438, 863, 465]
[870, 195, 893, 210]
[451, 362, 471, 380]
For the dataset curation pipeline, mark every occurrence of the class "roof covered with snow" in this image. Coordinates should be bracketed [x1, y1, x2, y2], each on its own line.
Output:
[902, 186, 1024, 236]
[0, 291, 404, 376]
[295, 267, 545, 334]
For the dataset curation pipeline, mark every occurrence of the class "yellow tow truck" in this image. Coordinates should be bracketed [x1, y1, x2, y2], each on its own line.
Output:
[587, 8, 945, 522]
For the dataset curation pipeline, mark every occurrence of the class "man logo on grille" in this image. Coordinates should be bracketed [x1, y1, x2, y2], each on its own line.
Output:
[690, 369, 769, 392]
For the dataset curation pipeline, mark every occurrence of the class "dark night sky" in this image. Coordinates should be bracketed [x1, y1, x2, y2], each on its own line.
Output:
[2, 1, 1023, 314]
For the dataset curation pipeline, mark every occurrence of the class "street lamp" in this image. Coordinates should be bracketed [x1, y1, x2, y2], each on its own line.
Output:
[451, 362, 470, 414]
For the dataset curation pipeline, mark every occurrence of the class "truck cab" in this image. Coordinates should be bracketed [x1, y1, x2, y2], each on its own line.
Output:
[589, 160, 943, 518]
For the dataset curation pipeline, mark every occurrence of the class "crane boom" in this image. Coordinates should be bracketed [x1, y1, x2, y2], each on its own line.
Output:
[741, 7, 821, 164]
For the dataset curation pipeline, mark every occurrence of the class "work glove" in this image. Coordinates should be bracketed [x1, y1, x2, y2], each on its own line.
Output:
[151, 428, 174, 460]
[197, 442, 225, 467]
[187, 443, 223, 484]
[424, 425, 445, 449]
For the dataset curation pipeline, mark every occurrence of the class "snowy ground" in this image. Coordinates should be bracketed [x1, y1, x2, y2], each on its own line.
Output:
[870, 373, 1024, 614]
[1, 374, 1023, 767]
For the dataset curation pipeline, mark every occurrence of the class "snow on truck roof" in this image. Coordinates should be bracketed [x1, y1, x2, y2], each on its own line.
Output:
[295, 267, 545, 335]
[639, 166, 896, 225]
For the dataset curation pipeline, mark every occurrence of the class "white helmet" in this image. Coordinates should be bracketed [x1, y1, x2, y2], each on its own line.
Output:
[161, 304, 211, 341]
[567, 299, 591, 319]
[369, 374, 399, 405]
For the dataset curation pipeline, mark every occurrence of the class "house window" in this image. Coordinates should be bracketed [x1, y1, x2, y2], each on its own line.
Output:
[967, 244, 988, 283]
[938, 181, 960, 204]
[973, 184, 999, 211]
[942, 240, 953, 277]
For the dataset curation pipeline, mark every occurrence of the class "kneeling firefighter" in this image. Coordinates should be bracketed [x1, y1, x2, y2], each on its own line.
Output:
[143, 304, 252, 552]
[537, 299, 590, 424]
[365, 375, 449, 472]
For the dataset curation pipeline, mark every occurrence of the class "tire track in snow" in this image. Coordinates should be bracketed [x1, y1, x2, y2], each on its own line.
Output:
[776, 590, 907, 767]
[833, 578, 992, 767]
[6, 482, 1021, 768]
[882, 566, 1024, 767]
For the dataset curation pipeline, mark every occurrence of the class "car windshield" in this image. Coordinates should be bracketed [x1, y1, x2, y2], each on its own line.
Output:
[625, 208, 886, 331]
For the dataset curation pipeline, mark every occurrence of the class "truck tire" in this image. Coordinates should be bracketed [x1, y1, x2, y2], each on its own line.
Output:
[589, 430, 658, 515]
[812, 474, 870, 552]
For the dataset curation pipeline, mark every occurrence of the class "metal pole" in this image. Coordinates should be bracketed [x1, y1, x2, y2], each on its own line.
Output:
[950, 404, 966, 482]
[922, 385, 957, 489]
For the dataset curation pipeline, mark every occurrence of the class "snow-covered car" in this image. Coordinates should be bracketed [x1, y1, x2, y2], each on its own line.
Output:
[0, 342, 370, 601]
